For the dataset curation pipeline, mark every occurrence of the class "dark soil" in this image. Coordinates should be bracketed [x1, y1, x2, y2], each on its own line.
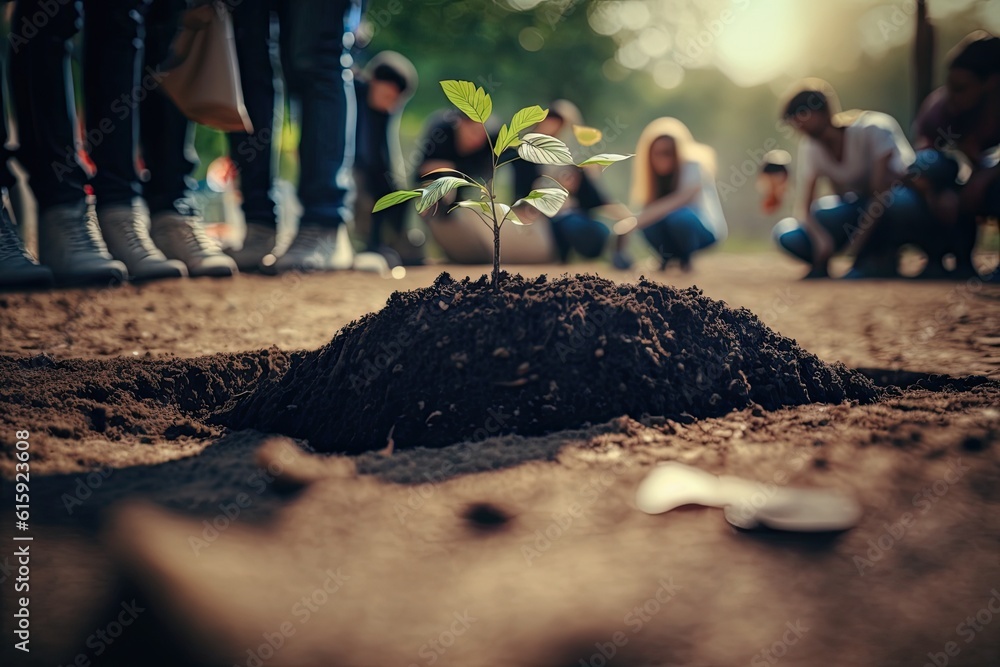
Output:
[218, 273, 882, 453]
[0, 349, 288, 450]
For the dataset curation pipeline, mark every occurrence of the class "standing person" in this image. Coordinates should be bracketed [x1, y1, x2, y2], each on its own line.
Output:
[225, 0, 363, 274]
[7, 0, 128, 285]
[630, 117, 727, 272]
[141, 0, 237, 277]
[414, 109, 555, 264]
[913, 32, 1000, 279]
[354, 51, 419, 266]
[772, 80, 925, 279]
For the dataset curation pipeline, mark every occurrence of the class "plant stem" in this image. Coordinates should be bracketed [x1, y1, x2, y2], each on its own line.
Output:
[493, 220, 500, 292]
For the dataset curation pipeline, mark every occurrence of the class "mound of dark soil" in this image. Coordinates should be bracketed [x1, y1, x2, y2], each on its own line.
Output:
[218, 273, 881, 453]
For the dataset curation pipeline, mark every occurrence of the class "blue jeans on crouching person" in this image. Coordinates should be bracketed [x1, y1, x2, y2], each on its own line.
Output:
[642, 206, 716, 264]
[550, 211, 611, 262]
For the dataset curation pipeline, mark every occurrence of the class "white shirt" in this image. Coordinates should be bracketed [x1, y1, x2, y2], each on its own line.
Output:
[679, 161, 728, 242]
[798, 111, 915, 198]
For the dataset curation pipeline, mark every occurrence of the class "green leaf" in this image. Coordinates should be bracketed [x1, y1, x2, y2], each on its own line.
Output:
[493, 123, 520, 156]
[452, 200, 493, 216]
[577, 153, 634, 167]
[417, 176, 477, 213]
[494, 202, 523, 225]
[453, 200, 523, 225]
[372, 190, 421, 213]
[517, 133, 574, 165]
[513, 187, 569, 218]
[494, 105, 548, 156]
[509, 106, 548, 135]
[440, 80, 492, 124]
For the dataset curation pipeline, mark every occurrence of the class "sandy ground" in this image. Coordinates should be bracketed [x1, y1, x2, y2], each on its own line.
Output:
[1, 251, 1000, 666]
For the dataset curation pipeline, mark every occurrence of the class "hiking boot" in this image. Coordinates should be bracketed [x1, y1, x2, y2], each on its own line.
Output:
[0, 211, 53, 289]
[150, 210, 237, 278]
[37, 201, 128, 286]
[224, 222, 276, 272]
[267, 224, 353, 274]
[98, 199, 187, 281]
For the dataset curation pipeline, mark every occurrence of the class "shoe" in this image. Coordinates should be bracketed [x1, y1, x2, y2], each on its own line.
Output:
[0, 211, 54, 289]
[97, 199, 187, 281]
[267, 224, 353, 274]
[37, 201, 128, 286]
[225, 222, 276, 272]
[150, 211, 237, 278]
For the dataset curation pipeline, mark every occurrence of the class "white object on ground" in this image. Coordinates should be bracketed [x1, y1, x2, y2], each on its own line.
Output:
[635, 462, 861, 533]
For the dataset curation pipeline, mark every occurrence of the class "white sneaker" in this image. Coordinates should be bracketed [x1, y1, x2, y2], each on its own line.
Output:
[150, 211, 237, 278]
[267, 224, 353, 274]
[37, 201, 128, 286]
[224, 222, 276, 272]
[98, 199, 187, 281]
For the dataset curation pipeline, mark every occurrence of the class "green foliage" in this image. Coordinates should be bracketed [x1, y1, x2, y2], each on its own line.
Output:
[440, 80, 493, 124]
[372, 190, 421, 212]
[513, 188, 568, 217]
[516, 132, 574, 165]
[373, 79, 632, 291]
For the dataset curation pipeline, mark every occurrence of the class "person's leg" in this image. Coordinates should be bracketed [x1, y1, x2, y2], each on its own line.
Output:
[83, 0, 186, 281]
[141, 0, 237, 277]
[226, 0, 279, 270]
[650, 206, 715, 270]
[549, 211, 610, 261]
[8, 0, 127, 285]
[772, 217, 813, 264]
[270, 0, 359, 272]
[642, 217, 674, 267]
[0, 57, 53, 288]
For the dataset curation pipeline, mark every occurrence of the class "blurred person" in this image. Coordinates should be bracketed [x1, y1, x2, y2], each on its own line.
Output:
[758, 150, 792, 215]
[772, 80, 927, 279]
[225, 0, 363, 274]
[354, 51, 420, 267]
[7, 0, 130, 285]
[140, 0, 237, 277]
[510, 100, 633, 267]
[414, 109, 555, 264]
[914, 31, 1000, 279]
[629, 117, 727, 272]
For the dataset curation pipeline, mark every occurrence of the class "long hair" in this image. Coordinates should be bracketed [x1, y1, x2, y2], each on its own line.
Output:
[631, 117, 716, 208]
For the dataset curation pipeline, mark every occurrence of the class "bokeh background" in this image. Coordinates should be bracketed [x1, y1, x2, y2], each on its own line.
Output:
[19, 0, 1000, 248]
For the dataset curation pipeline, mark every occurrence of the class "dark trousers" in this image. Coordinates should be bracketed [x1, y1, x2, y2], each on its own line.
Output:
[9, 0, 89, 212]
[141, 0, 199, 216]
[230, 0, 358, 229]
[84, 0, 147, 208]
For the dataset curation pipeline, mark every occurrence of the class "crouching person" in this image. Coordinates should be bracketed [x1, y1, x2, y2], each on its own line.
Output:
[772, 79, 933, 279]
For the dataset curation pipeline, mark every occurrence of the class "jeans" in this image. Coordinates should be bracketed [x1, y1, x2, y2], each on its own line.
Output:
[9, 0, 89, 211]
[141, 0, 199, 216]
[230, 0, 278, 227]
[230, 0, 359, 229]
[550, 212, 610, 261]
[642, 207, 716, 263]
[773, 189, 933, 265]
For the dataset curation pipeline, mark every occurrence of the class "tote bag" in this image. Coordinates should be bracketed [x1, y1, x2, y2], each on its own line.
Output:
[160, 1, 253, 133]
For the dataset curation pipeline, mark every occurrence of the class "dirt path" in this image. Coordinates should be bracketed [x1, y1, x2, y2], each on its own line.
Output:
[1, 252, 999, 667]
